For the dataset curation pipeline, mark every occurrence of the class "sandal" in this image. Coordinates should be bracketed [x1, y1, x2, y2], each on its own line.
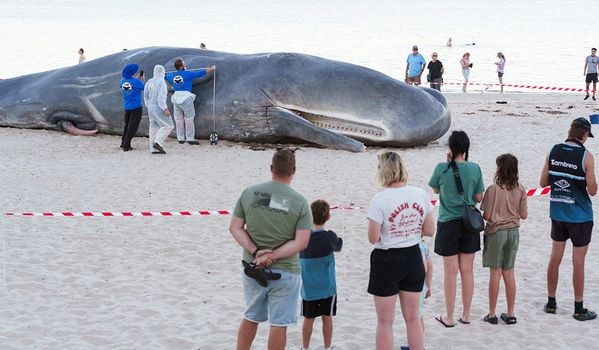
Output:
[483, 314, 498, 325]
[242, 260, 281, 287]
[500, 313, 517, 325]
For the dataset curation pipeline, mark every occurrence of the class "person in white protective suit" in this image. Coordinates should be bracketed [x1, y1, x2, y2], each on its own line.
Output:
[143, 64, 174, 154]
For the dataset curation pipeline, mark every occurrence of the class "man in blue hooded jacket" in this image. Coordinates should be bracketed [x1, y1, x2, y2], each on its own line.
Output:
[119, 63, 145, 151]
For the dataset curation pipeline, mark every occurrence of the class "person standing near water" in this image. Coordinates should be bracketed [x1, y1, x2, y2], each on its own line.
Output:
[405, 45, 426, 86]
[495, 52, 506, 93]
[584, 48, 598, 100]
[427, 52, 444, 91]
[460, 53, 472, 93]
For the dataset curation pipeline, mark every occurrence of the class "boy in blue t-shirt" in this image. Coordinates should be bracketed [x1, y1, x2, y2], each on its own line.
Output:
[300, 199, 343, 350]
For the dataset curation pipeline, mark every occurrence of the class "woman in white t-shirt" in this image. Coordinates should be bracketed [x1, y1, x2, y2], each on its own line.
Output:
[367, 151, 436, 350]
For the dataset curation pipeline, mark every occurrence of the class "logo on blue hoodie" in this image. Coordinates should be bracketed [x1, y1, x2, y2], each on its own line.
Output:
[173, 75, 184, 86]
[121, 81, 133, 95]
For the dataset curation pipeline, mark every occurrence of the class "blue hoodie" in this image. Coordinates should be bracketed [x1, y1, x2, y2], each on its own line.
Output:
[165, 69, 206, 92]
[119, 64, 145, 110]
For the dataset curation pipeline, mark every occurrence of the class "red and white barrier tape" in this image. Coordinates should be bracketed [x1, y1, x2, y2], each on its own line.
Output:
[438, 80, 594, 93]
[4, 187, 551, 217]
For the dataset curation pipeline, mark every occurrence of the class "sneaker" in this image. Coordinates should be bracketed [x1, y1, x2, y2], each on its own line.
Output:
[178, 140, 185, 144]
[544, 302, 557, 314]
[122, 146, 134, 152]
[593, 96, 597, 101]
[152, 143, 166, 154]
[188, 141, 200, 145]
[584, 94, 590, 100]
[573, 309, 597, 321]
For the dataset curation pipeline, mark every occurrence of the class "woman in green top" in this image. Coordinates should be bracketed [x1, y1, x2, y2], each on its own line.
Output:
[428, 131, 484, 327]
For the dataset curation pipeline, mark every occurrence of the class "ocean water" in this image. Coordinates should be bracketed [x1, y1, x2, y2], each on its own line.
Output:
[0, 0, 596, 92]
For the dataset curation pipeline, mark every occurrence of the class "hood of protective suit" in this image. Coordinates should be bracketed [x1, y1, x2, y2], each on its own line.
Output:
[122, 63, 139, 79]
[153, 64, 165, 80]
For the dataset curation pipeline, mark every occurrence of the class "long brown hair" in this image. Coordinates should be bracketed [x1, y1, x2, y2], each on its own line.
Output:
[494, 153, 519, 190]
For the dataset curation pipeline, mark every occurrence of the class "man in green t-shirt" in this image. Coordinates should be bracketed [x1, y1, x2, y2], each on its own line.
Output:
[230, 148, 313, 350]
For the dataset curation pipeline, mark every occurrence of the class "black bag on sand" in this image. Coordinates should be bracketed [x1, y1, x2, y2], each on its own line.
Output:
[450, 162, 484, 233]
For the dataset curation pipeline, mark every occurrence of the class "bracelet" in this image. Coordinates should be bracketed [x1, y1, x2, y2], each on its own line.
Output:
[252, 247, 260, 258]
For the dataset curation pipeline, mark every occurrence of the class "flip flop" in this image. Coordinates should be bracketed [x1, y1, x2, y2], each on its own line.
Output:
[458, 317, 471, 324]
[435, 316, 455, 328]
[483, 314, 498, 325]
[500, 313, 517, 325]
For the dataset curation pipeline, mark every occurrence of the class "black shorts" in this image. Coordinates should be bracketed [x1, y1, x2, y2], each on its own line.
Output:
[586, 73, 598, 84]
[498, 72, 504, 78]
[367, 245, 425, 296]
[434, 219, 481, 256]
[301, 295, 337, 318]
[551, 219, 593, 247]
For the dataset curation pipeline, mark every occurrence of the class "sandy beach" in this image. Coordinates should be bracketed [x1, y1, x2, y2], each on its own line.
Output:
[1, 92, 599, 349]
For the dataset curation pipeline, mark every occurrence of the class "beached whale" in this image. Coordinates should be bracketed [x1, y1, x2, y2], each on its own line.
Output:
[0, 47, 451, 152]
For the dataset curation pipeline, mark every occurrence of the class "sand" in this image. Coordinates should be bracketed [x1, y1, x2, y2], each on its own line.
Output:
[1, 92, 599, 349]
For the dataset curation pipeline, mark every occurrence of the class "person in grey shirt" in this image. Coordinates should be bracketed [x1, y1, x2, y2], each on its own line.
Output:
[584, 48, 599, 100]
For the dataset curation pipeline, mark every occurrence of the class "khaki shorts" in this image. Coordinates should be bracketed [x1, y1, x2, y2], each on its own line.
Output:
[405, 76, 421, 85]
[483, 228, 519, 269]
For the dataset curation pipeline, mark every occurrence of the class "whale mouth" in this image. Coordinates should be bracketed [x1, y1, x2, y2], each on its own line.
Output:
[290, 109, 386, 139]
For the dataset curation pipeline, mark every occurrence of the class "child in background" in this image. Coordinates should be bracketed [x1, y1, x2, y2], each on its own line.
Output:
[419, 239, 433, 329]
[300, 199, 343, 350]
[401, 239, 433, 350]
[481, 153, 528, 325]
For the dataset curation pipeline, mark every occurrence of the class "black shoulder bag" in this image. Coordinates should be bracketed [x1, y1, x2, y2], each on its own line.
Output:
[450, 162, 484, 233]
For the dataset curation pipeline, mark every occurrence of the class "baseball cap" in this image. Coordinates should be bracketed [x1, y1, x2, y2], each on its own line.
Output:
[572, 117, 594, 138]
[412, 45, 418, 50]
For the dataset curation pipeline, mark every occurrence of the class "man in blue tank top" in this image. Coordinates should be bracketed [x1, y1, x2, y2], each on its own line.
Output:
[540, 117, 597, 321]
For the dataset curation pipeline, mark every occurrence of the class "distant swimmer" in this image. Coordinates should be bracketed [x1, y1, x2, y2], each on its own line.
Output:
[78, 48, 86, 64]
[447, 37, 452, 47]
[200, 43, 207, 49]
[466, 43, 476, 46]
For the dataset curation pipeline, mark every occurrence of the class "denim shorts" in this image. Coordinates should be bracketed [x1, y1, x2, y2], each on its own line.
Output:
[242, 268, 301, 326]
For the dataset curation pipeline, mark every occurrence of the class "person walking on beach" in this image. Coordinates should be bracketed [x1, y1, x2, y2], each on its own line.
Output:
[119, 63, 145, 152]
[143, 64, 173, 154]
[367, 151, 435, 350]
[405, 45, 426, 86]
[78, 48, 86, 64]
[480, 153, 528, 325]
[460, 53, 472, 93]
[495, 52, 506, 93]
[300, 199, 343, 350]
[429, 130, 484, 328]
[164, 58, 216, 145]
[583, 48, 598, 100]
[230, 148, 313, 350]
[540, 117, 597, 321]
[427, 52, 444, 91]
